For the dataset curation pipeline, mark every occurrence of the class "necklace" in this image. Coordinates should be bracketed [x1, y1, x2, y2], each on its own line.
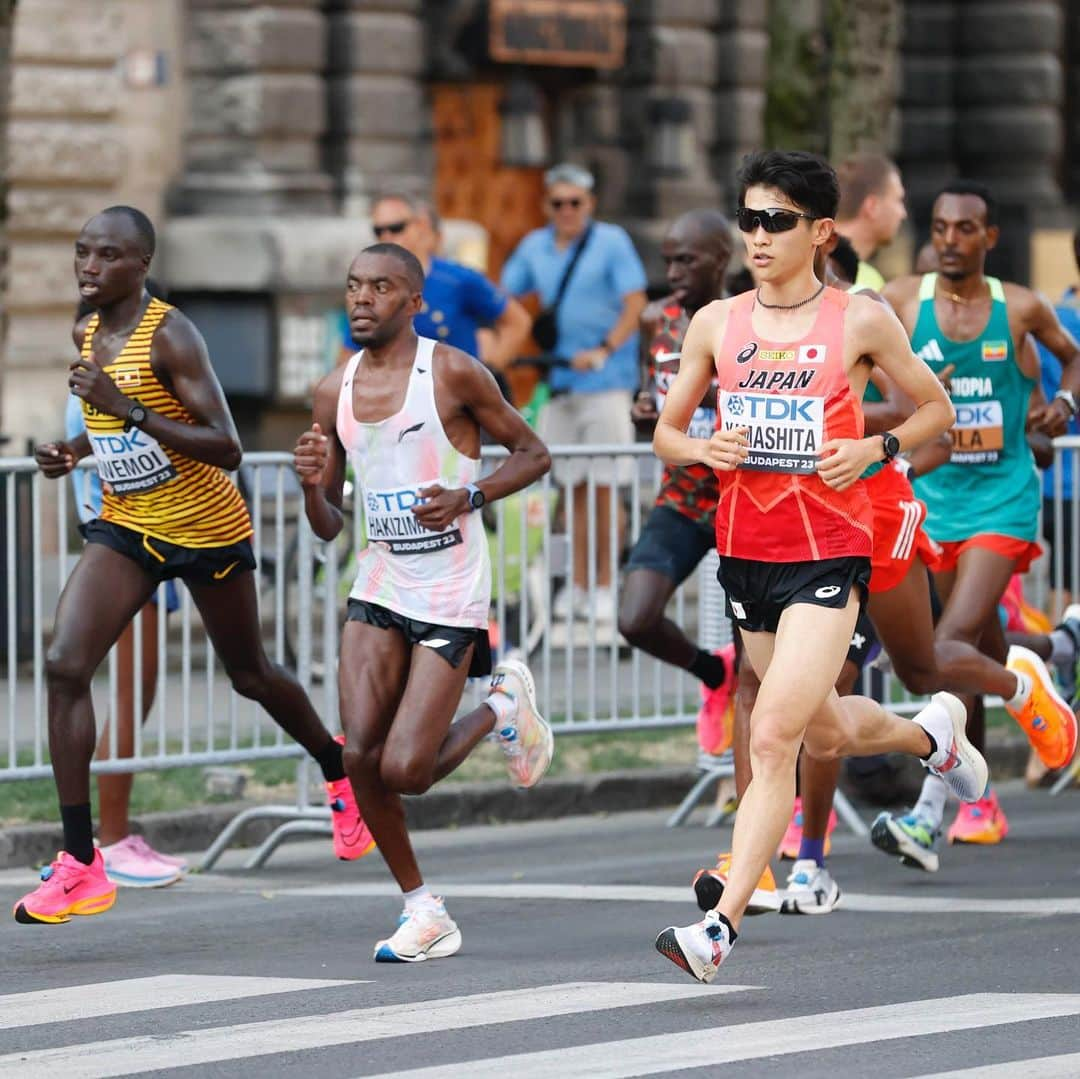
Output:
[936, 280, 988, 305]
[755, 281, 825, 310]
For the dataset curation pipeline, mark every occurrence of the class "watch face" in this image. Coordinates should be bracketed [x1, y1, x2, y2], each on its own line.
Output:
[470, 490, 485, 509]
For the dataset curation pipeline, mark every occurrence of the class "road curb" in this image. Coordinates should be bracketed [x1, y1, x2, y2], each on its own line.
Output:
[0, 734, 1038, 870]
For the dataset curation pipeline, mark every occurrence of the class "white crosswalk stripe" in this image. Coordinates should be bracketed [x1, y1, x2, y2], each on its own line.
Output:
[365, 994, 1080, 1079]
[0, 975, 356, 1031]
[0, 981, 730, 1078]
[915, 1054, 1080, 1078]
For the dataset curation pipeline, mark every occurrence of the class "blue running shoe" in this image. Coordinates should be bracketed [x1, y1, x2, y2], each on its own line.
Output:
[870, 810, 942, 873]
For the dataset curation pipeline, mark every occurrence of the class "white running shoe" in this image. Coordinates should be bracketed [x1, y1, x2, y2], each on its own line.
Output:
[655, 910, 735, 984]
[913, 692, 989, 803]
[373, 900, 462, 963]
[489, 658, 554, 789]
[780, 859, 841, 915]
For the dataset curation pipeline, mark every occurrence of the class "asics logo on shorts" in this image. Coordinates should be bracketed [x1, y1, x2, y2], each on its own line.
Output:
[730, 600, 747, 620]
[814, 585, 841, 599]
[420, 638, 451, 648]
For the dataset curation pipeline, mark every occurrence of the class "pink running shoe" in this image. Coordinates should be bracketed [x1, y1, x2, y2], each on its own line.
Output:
[696, 644, 736, 754]
[777, 797, 838, 860]
[100, 835, 184, 888]
[326, 736, 376, 862]
[947, 790, 1008, 845]
[14, 849, 117, 925]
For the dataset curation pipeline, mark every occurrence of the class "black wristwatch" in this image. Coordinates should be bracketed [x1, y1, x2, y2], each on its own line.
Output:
[880, 431, 901, 462]
[464, 483, 486, 511]
[124, 402, 148, 432]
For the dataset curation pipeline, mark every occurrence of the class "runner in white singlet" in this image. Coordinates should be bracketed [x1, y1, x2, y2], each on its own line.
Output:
[295, 242, 554, 964]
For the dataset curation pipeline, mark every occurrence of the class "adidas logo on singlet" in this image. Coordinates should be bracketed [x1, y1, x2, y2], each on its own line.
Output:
[916, 339, 945, 363]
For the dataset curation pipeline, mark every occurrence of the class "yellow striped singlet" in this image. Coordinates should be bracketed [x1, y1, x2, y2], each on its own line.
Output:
[81, 297, 253, 548]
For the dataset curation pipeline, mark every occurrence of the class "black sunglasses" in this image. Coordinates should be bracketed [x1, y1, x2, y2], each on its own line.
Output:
[373, 219, 411, 237]
[549, 197, 583, 210]
[736, 207, 818, 234]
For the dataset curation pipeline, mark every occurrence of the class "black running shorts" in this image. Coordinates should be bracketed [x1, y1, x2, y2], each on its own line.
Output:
[82, 519, 256, 586]
[345, 598, 493, 677]
[718, 554, 871, 635]
[624, 505, 716, 586]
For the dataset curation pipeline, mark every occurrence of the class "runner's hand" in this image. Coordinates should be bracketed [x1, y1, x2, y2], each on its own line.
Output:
[1028, 398, 1070, 438]
[34, 441, 77, 479]
[817, 437, 881, 491]
[700, 427, 749, 471]
[571, 347, 608, 371]
[294, 423, 329, 488]
[412, 484, 468, 531]
[631, 388, 659, 431]
[67, 359, 129, 416]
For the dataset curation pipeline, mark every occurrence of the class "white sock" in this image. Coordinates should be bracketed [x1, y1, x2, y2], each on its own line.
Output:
[1005, 670, 1032, 709]
[485, 689, 516, 727]
[403, 884, 438, 912]
[1049, 629, 1075, 666]
[913, 774, 949, 827]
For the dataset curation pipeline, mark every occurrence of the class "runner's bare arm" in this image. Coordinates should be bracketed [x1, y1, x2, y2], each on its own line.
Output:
[68, 312, 243, 470]
[632, 301, 664, 431]
[654, 302, 747, 470]
[413, 351, 551, 532]
[880, 275, 922, 335]
[818, 297, 954, 490]
[1015, 287, 1080, 434]
[862, 365, 915, 436]
[1026, 376, 1054, 469]
[295, 367, 347, 541]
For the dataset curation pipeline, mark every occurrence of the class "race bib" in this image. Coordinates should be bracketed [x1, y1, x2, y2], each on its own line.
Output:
[950, 400, 1004, 464]
[686, 406, 717, 440]
[363, 482, 463, 555]
[718, 390, 824, 474]
[89, 428, 178, 496]
[654, 351, 718, 437]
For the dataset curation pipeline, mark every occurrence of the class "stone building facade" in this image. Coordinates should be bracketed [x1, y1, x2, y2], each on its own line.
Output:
[1, 0, 1077, 450]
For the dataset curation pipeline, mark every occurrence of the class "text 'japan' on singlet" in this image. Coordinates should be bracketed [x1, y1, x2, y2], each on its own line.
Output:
[910, 273, 1039, 542]
[713, 287, 873, 562]
[81, 298, 252, 549]
[336, 336, 491, 628]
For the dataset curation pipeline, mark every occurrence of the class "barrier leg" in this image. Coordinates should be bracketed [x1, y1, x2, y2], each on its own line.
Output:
[198, 805, 319, 871]
[832, 787, 868, 837]
[1050, 759, 1080, 795]
[244, 815, 333, 869]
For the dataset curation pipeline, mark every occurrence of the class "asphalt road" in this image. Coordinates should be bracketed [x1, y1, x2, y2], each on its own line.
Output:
[1, 781, 1079, 1078]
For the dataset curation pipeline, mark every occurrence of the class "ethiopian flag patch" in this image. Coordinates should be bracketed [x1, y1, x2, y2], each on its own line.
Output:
[982, 340, 1008, 362]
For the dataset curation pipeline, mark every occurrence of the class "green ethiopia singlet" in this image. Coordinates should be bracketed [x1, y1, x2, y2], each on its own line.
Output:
[910, 273, 1039, 542]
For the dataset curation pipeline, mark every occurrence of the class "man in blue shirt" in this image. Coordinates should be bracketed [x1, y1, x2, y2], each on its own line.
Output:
[340, 195, 530, 374]
[1038, 229, 1080, 603]
[501, 163, 648, 622]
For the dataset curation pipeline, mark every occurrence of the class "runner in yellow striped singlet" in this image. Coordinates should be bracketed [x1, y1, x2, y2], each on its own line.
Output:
[16, 207, 374, 927]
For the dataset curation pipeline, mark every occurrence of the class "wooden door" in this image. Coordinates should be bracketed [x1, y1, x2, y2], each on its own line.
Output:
[432, 82, 546, 405]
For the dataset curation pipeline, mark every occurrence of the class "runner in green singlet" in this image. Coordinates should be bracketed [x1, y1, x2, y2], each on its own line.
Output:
[877, 180, 1080, 863]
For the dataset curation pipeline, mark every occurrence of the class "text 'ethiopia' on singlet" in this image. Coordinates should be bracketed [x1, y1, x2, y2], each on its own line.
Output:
[650, 301, 719, 527]
[910, 273, 1039, 542]
[337, 336, 491, 629]
[713, 287, 873, 562]
[81, 298, 252, 548]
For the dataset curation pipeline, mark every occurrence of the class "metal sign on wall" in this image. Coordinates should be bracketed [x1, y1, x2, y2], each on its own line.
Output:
[489, 0, 626, 70]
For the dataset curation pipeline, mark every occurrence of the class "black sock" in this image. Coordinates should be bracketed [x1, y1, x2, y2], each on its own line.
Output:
[60, 803, 95, 865]
[688, 649, 727, 690]
[920, 731, 938, 761]
[314, 738, 346, 783]
[712, 910, 738, 942]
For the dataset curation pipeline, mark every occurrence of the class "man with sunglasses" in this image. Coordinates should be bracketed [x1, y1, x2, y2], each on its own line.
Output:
[501, 163, 648, 623]
[340, 194, 530, 375]
[653, 150, 986, 984]
[869, 180, 1080, 861]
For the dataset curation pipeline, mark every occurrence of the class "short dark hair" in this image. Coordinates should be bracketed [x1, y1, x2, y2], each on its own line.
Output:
[934, 180, 998, 227]
[737, 150, 840, 221]
[674, 209, 734, 262]
[829, 233, 860, 284]
[99, 205, 156, 257]
[835, 153, 898, 220]
[361, 242, 425, 292]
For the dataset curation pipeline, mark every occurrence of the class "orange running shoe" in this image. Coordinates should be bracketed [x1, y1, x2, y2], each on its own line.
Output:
[14, 849, 117, 925]
[692, 852, 781, 915]
[1005, 645, 1078, 770]
[326, 736, 376, 862]
[947, 791, 1007, 845]
[776, 796, 837, 860]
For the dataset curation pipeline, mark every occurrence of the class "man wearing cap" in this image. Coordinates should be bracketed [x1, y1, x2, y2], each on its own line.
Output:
[501, 163, 648, 622]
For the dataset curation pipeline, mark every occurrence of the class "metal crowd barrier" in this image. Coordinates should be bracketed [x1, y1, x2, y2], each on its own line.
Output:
[3, 438, 1079, 864]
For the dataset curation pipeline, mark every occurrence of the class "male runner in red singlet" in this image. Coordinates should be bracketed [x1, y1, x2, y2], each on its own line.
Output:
[618, 210, 734, 727]
[652, 150, 986, 984]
